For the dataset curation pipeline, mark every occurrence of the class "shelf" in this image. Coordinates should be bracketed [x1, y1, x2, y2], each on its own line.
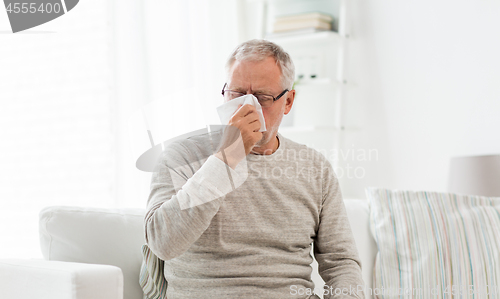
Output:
[294, 77, 356, 88]
[279, 126, 358, 133]
[295, 77, 334, 85]
[241, 0, 359, 162]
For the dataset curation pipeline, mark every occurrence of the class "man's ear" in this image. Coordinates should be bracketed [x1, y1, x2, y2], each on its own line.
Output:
[284, 90, 295, 115]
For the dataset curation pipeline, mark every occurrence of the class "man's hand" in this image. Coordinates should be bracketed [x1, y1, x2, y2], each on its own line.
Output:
[228, 104, 263, 155]
[215, 104, 262, 169]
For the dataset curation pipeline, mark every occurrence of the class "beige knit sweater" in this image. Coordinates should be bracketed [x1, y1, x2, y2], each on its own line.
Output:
[145, 131, 364, 299]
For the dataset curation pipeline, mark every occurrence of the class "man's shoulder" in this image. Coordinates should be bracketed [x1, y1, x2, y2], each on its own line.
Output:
[279, 133, 332, 166]
[159, 129, 222, 165]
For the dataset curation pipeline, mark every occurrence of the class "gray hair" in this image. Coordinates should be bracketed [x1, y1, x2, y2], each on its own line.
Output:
[225, 39, 295, 90]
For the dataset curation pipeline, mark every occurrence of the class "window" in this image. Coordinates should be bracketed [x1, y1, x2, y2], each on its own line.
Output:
[0, 0, 113, 258]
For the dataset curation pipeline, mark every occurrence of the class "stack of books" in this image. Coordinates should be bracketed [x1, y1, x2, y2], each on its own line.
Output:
[272, 12, 333, 35]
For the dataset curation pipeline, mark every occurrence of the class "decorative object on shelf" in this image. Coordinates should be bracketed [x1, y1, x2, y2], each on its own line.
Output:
[266, 31, 339, 84]
[266, 30, 340, 131]
[272, 12, 333, 34]
[448, 154, 500, 197]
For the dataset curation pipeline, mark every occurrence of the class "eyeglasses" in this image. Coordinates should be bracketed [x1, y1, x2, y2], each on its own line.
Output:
[221, 83, 288, 108]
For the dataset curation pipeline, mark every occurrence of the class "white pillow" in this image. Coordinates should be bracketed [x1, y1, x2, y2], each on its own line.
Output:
[367, 188, 500, 297]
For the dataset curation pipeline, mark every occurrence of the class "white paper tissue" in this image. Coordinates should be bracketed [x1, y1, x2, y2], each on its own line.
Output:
[216, 94, 266, 132]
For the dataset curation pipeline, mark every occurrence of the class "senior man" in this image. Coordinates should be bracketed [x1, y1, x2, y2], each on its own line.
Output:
[145, 39, 364, 298]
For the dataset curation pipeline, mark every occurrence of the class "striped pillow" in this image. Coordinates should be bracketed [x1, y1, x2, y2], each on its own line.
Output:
[367, 188, 500, 298]
[140, 244, 168, 299]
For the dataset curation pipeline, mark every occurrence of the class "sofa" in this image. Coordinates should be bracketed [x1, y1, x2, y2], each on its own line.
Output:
[0, 199, 376, 299]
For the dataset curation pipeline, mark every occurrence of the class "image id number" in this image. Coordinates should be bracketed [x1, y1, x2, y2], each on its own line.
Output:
[6, 3, 62, 14]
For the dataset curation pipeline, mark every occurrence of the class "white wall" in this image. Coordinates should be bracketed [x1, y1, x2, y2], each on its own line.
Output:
[340, 0, 500, 197]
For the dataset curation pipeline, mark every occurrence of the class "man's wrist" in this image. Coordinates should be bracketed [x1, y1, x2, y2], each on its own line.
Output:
[215, 150, 242, 170]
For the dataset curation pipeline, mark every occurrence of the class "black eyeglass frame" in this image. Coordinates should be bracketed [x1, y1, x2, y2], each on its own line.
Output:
[221, 83, 289, 105]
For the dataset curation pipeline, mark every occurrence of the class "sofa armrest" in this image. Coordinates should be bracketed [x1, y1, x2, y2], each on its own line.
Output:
[0, 259, 124, 299]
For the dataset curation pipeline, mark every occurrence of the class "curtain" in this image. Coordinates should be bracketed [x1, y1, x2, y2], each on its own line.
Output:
[115, 0, 241, 208]
[0, 0, 241, 258]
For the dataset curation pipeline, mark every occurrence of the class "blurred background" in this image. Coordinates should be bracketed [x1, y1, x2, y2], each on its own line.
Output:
[1, 0, 499, 258]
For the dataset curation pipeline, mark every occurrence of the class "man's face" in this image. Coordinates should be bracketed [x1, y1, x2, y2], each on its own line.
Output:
[226, 56, 295, 149]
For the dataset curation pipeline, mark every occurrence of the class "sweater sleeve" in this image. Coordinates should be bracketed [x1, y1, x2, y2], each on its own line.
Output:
[314, 160, 365, 299]
[144, 141, 247, 261]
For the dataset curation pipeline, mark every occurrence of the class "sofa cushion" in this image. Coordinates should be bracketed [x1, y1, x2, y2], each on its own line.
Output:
[39, 206, 145, 299]
[367, 188, 500, 297]
[344, 199, 377, 293]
